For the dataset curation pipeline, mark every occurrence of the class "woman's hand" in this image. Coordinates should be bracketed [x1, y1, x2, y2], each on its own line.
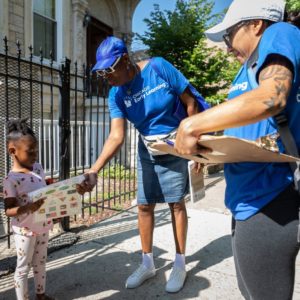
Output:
[175, 118, 202, 155]
[194, 162, 204, 174]
[175, 118, 211, 156]
[76, 171, 98, 195]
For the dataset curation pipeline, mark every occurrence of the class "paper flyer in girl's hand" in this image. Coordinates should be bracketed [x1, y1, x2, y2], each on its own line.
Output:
[28, 175, 85, 223]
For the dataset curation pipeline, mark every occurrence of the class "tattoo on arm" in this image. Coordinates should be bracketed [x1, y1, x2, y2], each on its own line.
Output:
[259, 56, 293, 114]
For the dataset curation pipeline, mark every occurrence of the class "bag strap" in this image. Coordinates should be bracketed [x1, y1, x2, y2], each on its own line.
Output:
[150, 58, 209, 111]
[274, 114, 300, 191]
[150, 58, 187, 120]
[246, 46, 259, 89]
[247, 47, 300, 192]
[150, 57, 173, 89]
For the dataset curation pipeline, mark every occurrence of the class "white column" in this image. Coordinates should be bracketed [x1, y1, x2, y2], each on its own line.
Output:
[72, 0, 88, 72]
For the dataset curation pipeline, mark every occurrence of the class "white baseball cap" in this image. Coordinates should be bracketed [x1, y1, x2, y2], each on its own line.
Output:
[205, 0, 286, 42]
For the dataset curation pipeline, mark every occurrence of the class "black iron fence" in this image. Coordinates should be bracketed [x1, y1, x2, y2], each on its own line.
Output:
[0, 38, 137, 247]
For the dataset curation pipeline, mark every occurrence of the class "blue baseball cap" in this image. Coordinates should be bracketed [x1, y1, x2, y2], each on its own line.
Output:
[92, 36, 128, 72]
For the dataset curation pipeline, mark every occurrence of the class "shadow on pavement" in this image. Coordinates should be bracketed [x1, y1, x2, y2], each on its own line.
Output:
[0, 207, 232, 300]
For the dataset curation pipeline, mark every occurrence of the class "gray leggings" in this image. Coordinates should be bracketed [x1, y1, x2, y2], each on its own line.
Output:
[232, 185, 300, 300]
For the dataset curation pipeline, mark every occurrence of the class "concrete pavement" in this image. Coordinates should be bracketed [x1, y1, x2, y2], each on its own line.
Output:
[1, 172, 300, 299]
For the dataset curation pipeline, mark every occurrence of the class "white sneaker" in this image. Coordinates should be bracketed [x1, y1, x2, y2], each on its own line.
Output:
[165, 266, 186, 293]
[125, 265, 156, 289]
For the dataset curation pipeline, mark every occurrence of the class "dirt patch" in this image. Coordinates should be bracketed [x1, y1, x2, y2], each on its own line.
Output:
[70, 198, 133, 228]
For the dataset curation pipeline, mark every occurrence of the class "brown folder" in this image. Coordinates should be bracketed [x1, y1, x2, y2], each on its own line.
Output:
[150, 135, 300, 164]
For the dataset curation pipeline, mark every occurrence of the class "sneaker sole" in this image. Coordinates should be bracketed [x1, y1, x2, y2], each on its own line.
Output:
[165, 275, 186, 293]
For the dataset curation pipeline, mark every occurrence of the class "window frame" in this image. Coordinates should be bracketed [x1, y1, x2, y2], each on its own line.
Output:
[32, 0, 63, 63]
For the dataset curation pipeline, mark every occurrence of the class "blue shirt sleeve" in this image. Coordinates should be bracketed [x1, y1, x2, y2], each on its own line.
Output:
[257, 22, 300, 78]
[108, 87, 126, 119]
[152, 57, 189, 96]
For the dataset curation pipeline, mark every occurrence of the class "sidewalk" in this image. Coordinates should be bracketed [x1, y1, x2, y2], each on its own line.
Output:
[1, 172, 300, 299]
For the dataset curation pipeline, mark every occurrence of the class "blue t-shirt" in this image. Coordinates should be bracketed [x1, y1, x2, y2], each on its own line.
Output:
[108, 57, 189, 135]
[224, 22, 300, 221]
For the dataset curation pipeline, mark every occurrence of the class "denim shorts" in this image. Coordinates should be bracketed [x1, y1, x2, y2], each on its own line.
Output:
[137, 136, 189, 204]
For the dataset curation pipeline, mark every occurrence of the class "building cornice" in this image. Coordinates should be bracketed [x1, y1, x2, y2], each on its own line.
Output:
[72, 0, 89, 13]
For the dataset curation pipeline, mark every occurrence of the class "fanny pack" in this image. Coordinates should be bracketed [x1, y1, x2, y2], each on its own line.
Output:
[141, 130, 177, 156]
[150, 58, 210, 121]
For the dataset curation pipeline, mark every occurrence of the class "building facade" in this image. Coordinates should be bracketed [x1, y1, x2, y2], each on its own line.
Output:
[0, 0, 141, 241]
[0, 0, 141, 160]
[0, 0, 140, 68]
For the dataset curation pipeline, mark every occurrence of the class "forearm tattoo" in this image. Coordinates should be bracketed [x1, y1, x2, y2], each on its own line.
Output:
[259, 58, 293, 114]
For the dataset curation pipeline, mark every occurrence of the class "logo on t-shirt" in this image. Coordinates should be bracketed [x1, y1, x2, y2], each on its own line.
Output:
[124, 96, 132, 108]
[229, 82, 248, 94]
[123, 84, 168, 108]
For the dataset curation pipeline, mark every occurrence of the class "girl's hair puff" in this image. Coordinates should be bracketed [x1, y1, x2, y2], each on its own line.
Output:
[6, 118, 36, 144]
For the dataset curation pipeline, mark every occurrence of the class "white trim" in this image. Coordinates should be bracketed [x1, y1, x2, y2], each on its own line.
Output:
[33, 11, 56, 23]
[56, 0, 63, 62]
[32, 0, 63, 63]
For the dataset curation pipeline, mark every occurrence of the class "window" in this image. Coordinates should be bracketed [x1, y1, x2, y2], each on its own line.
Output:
[33, 0, 57, 60]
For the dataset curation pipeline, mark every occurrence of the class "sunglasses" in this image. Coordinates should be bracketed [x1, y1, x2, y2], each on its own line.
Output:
[223, 21, 246, 48]
[96, 56, 122, 77]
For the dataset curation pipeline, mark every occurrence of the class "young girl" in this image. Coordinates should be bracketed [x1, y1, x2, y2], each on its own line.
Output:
[3, 119, 54, 300]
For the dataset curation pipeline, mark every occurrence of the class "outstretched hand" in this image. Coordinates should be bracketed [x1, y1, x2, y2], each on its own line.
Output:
[76, 171, 98, 195]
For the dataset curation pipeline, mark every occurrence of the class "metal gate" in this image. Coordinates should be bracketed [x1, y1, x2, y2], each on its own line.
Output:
[0, 38, 137, 247]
